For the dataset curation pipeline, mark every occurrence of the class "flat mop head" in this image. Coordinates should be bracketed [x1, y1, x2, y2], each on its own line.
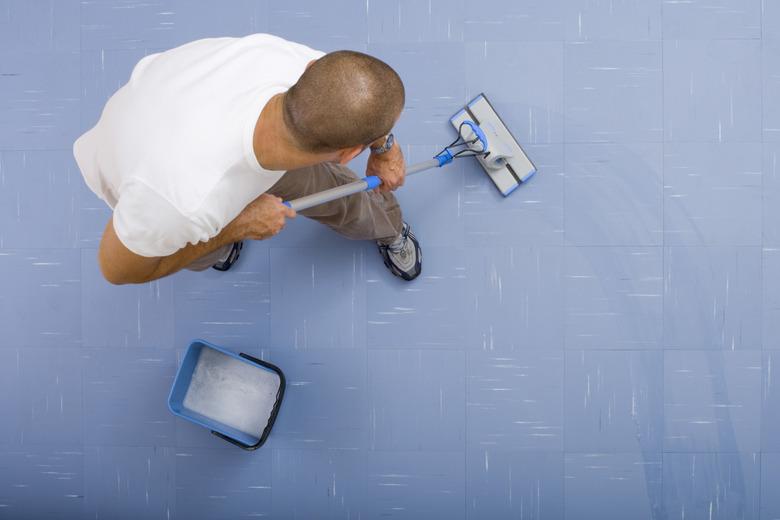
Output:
[450, 93, 536, 196]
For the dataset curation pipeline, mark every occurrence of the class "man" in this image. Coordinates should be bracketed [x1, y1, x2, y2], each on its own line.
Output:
[73, 33, 421, 284]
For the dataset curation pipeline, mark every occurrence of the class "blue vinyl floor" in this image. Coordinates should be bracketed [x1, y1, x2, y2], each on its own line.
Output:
[0, 0, 779, 518]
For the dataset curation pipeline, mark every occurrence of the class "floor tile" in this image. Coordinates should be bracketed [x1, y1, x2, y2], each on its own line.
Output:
[272, 448, 365, 519]
[367, 246, 468, 349]
[176, 447, 272, 519]
[762, 351, 780, 451]
[462, 0, 566, 41]
[467, 350, 563, 451]
[365, 451, 465, 520]
[267, 0, 367, 51]
[564, 0, 661, 41]
[465, 42, 564, 144]
[366, 0, 464, 43]
[0, 249, 81, 348]
[465, 246, 564, 351]
[270, 246, 365, 349]
[81, 0, 257, 51]
[663, 452, 760, 520]
[565, 143, 663, 246]
[664, 40, 761, 142]
[0, 348, 82, 446]
[82, 250, 174, 348]
[565, 247, 663, 350]
[664, 142, 762, 246]
[765, 145, 780, 246]
[664, 247, 762, 350]
[0, 0, 79, 51]
[174, 243, 269, 351]
[84, 446, 175, 520]
[761, 453, 780, 519]
[0, 151, 79, 248]
[565, 350, 663, 452]
[565, 41, 662, 143]
[82, 348, 176, 446]
[663, 0, 761, 39]
[764, 40, 780, 142]
[765, 248, 780, 350]
[368, 349, 465, 450]
[466, 450, 563, 520]
[664, 350, 762, 452]
[767, 0, 780, 39]
[564, 453, 663, 520]
[0, 446, 84, 519]
[0, 51, 79, 149]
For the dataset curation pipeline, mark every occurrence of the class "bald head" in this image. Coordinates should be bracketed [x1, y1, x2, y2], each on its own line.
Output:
[282, 50, 405, 152]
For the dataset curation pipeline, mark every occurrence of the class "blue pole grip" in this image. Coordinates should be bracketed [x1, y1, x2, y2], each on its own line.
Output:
[363, 175, 382, 190]
[435, 149, 453, 167]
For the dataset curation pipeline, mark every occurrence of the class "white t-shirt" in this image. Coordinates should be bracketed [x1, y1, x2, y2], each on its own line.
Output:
[73, 34, 324, 257]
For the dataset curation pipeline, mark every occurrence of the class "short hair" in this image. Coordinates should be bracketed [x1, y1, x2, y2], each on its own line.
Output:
[283, 50, 405, 152]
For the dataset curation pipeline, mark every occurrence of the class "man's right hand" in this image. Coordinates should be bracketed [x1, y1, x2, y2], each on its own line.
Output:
[230, 193, 296, 240]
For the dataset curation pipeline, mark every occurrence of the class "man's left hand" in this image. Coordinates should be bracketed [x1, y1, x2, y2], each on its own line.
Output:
[366, 140, 405, 193]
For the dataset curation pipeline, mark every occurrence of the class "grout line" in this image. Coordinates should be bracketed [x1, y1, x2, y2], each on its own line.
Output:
[660, 0, 667, 511]
[759, 3, 766, 516]
[561, 42, 569, 501]
[77, 0, 88, 505]
[562, 37, 569, 515]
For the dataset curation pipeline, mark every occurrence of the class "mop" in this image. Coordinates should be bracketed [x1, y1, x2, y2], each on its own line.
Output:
[284, 93, 536, 211]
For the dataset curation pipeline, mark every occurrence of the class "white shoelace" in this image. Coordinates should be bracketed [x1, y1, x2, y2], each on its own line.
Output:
[386, 226, 417, 271]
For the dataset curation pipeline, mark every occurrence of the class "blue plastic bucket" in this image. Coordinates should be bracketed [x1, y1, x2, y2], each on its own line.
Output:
[168, 340, 285, 450]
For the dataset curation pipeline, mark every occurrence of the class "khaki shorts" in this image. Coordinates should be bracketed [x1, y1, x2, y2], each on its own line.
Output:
[186, 161, 403, 271]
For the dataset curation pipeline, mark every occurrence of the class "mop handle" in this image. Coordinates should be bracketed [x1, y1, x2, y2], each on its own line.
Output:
[284, 157, 445, 212]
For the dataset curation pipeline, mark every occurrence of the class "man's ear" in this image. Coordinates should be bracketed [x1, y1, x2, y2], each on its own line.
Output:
[334, 145, 365, 165]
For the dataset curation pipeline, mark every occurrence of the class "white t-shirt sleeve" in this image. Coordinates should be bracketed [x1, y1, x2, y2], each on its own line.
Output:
[113, 179, 204, 258]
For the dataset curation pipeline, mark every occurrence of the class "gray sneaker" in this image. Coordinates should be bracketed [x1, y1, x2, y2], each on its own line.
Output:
[377, 223, 421, 281]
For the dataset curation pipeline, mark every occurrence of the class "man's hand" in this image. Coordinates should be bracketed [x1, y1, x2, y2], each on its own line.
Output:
[366, 140, 405, 193]
[228, 193, 296, 240]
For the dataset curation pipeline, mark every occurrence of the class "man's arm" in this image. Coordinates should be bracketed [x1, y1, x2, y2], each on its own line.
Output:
[98, 217, 242, 285]
[366, 136, 405, 192]
[99, 193, 295, 285]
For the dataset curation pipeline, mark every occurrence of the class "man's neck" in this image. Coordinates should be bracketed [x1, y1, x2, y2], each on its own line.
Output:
[253, 93, 320, 171]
